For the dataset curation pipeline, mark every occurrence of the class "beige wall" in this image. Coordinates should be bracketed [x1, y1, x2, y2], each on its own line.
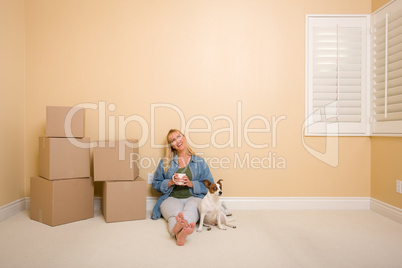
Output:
[371, 138, 402, 209]
[370, 0, 402, 210]
[2, 0, 399, 210]
[0, 0, 26, 207]
[372, 0, 391, 11]
[24, 0, 372, 198]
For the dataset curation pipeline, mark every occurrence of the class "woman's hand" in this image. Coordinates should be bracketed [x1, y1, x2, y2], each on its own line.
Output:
[179, 175, 193, 188]
[170, 174, 193, 188]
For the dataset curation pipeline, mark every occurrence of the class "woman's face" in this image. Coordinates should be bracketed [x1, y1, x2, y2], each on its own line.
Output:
[169, 131, 186, 152]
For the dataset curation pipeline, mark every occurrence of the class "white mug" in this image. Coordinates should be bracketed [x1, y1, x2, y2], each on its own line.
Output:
[173, 173, 186, 185]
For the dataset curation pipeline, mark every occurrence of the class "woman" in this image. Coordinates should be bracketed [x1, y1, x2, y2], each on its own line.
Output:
[151, 129, 214, 246]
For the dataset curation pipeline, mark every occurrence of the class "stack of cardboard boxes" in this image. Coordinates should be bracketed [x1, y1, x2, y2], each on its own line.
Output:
[30, 106, 94, 226]
[30, 106, 147, 226]
[94, 140, 146, 223]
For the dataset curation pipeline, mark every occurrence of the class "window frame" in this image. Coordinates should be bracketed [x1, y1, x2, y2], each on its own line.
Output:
[370, 0, 402, 137]
[305, 14, 371, 137]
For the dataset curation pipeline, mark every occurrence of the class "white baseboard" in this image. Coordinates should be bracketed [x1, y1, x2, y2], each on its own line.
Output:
[144, 196, 370, 211]
[370, 198, 402, 224]
[0, 197, 29, 222]
[0, 196, 381, 223]
[94, 197, 101, 211]
[220, 197, 371, 210]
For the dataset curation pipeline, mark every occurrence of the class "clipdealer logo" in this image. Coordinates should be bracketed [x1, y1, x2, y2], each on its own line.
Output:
[62, 100, 339, 170]
[301, 101, 339, 168]
[128, 151, 286, 171]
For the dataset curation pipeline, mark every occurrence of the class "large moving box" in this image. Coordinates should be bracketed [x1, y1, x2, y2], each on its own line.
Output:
[39, 137, 90, 180]
[93, 140, 139, 181]
[30, 176, 94, 226]
[102, 177, 146, 223]
[46, 106, 85, 138]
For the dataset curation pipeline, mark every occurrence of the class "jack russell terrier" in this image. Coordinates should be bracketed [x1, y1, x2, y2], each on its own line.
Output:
[197, 179, 236, 232]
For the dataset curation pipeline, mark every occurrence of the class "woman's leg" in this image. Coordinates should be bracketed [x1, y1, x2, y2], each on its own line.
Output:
[160, 197, 186, 236]
[175, 197, 202, 246]
[182, 197, 202, 224]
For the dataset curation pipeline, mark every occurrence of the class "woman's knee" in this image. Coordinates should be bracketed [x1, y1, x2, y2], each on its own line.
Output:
[160, 198, 184, 218]
[182, 197, 202, 221]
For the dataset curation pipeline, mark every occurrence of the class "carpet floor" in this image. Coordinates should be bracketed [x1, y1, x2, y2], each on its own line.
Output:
[0, 209, 402, 268]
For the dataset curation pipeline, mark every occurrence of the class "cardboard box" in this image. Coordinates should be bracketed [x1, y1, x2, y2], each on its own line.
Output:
[39, 137, 90, 180]
[102, 177, 146, 223]
[46, 106, 85, 138]
[93, 140, 139, 181]
[30, 176, 94, 226]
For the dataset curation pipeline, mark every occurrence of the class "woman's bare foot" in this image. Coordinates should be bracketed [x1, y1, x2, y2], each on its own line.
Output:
[172, 212, 187, 235]
[176, 222, 196, 246]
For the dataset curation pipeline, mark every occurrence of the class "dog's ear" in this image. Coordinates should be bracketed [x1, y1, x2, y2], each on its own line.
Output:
[203, 180, 212, 187]
[217, 179, 223, 189]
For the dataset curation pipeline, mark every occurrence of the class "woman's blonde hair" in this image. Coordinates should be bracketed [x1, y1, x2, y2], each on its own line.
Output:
[163, 129, 195, 173]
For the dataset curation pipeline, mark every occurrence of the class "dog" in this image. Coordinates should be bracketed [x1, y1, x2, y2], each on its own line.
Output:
[197, 179, 236, 232]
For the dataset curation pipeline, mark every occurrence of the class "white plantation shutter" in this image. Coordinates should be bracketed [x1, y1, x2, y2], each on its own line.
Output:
[305, 16, 368, 135]
[372, 0, 402, 134]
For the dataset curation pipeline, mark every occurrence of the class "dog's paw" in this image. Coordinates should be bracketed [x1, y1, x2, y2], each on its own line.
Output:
[197, 228, 202, 232]
[207, 227, 212, 231]
[232, 226, 237, 229]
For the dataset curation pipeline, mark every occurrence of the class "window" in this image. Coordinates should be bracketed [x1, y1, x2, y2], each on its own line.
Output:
[306, 0, 402, 137]
[371, 0, 402, 135]
[305, 16, 369, 136]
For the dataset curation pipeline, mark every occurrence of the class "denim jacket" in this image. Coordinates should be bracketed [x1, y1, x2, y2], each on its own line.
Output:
[151, 155, 214, 220]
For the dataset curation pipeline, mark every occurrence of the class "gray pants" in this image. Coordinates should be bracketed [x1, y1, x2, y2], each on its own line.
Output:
[160, 196, 202, 236]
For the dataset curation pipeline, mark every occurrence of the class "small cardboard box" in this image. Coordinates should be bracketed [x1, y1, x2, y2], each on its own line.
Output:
[39, 137, 90, 180]
[30, 176, 94, 226]
[93, 140, 139, 181]
[46, 106, 85, 138]
[102, 177, 146, 223]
